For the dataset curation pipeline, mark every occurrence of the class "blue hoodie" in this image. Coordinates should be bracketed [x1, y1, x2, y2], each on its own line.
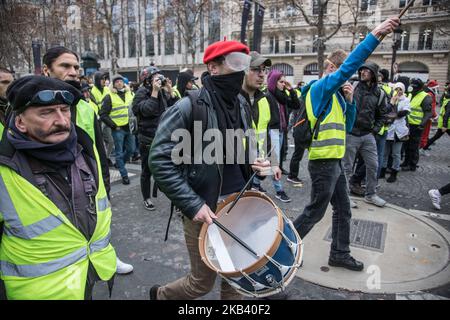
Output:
[304, 33, 380, 133]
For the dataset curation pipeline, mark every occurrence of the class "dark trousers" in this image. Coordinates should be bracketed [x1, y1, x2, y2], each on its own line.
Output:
[350, 154, 365, 185]
[289, 135, 306, 178]
[404, 125, 423, 168]
[440, 182, 450, 196]
[293, 160, 352, 258]
[424, 129, 450, 150]
[139, 142, 152, 200]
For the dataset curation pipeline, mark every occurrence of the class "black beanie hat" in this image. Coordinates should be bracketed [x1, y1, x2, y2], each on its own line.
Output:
[7, 75, 77, 114]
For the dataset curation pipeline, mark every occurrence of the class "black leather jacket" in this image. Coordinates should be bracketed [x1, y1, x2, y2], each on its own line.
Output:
[149, 88, 254, 219]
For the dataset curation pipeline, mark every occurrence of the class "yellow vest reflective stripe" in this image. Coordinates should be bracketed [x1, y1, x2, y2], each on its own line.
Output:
[0, 101, 116, 300]
[0, 122, 3, 137]
[295, 89, 301, 99]
[251, 97, 271, 154]
[306, 90, 346, 160]
[407, 91, 428, 125]
[438, 98, 450, 128]
[90, 86, 110, 109]
[109, 91, 133, 127]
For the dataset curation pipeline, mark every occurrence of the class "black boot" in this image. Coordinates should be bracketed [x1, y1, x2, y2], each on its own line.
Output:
[379, 167, 386, 179]
[387, 170, 398, 183]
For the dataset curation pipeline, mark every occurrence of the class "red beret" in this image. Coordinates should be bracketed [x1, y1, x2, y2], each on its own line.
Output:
[203, 40, 250, 64]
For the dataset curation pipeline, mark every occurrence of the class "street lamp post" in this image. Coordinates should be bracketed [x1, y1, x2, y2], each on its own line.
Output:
[390, 28, 403, 83]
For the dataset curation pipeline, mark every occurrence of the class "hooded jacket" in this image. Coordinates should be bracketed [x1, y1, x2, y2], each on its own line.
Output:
[351, 61, 390, 136]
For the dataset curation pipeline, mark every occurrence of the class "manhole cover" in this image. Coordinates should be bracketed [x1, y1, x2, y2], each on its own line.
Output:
[324, 219, 387, 253]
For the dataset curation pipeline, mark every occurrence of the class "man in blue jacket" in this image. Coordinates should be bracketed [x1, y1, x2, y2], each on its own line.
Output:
[293, 17, 399, 272]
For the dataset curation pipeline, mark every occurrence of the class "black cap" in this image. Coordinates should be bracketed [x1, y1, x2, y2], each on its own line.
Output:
[7, 75, 77, 113]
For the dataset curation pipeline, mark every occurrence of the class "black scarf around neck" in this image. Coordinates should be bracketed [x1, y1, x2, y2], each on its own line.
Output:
[7, 119, 79, 168]
[203, 72, 245, 140]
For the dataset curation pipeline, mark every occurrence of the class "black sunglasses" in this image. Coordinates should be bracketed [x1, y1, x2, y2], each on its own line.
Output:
[24, 90, 75, 108]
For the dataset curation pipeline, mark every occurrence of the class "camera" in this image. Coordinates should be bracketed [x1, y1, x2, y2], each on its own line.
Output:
[156, 75, 167, 86]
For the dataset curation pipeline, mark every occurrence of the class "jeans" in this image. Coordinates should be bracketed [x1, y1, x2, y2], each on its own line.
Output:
[139, 141, 152, 200]
[375, 132, 387, 177]
[111, 128, 135, 177]
[383, 140, 403, 171]
[343, 134, 379, 196]
[293, 160, 352, 259]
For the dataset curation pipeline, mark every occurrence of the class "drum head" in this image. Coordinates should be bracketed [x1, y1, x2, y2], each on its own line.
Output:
[201, 193, 281, 275]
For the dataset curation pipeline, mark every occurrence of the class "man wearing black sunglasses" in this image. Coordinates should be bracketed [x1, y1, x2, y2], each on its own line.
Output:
[0, 76, 117, 299]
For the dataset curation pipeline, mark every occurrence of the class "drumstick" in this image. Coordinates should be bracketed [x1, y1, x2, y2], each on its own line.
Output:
[225, 145, 276, 215]
[213, 219, 259, 258]
[379, 0, 415, 42]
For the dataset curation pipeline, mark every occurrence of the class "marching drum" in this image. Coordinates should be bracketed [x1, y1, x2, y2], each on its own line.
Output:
[198, 191, 303, 298]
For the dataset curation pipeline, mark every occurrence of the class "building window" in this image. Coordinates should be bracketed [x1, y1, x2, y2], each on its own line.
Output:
[399, 0, 406, 8]
[97, 35, 105, 59]
[313, 0, 327, 15]
[208, 1, 221, 44]
[145, 2, 155, 56]
[112, 3, 121, 57]
[270, 6, 280, 20]
[200, 9, 205, 52]
[400, 29, 410, 51]
[127, 0, 137, 58]
[422, 0, 438, 5]
[418, 27, 434, 50]
[285, 35, 295, 53]
[304, 63, 319, 76]
[361, 0, 377, 11]
[269, 36, 279, 53]
[286, 5, 296, 17]
[165, 25, 175, 55]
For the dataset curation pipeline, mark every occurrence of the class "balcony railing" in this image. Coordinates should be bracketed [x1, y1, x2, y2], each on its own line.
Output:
[260, 40, 449, 56]
[375, 40, 449, 52]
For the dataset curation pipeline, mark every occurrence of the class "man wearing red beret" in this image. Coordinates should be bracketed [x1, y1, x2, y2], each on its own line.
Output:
[148, 40, 272, 300]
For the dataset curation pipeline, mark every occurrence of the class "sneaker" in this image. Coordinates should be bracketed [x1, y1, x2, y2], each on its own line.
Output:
[287, 176, 303, 184]
[428, 189, 441, 210]
[122, 176, 130, 185]
[251, 185, 267, 193]
[364, 194, 386, 207]
[132, 154, 141, 162]
[276, 191, 291, 203]
[143, 199, 155, 211]
[149, 285, 160, 300]
[350, 200, 358, 208]
[116, 257, 133, 275]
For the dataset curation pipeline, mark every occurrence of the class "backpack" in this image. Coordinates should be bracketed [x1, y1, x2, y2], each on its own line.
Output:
[292, 88, 329, 148]
[164, 89, 207, 241]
